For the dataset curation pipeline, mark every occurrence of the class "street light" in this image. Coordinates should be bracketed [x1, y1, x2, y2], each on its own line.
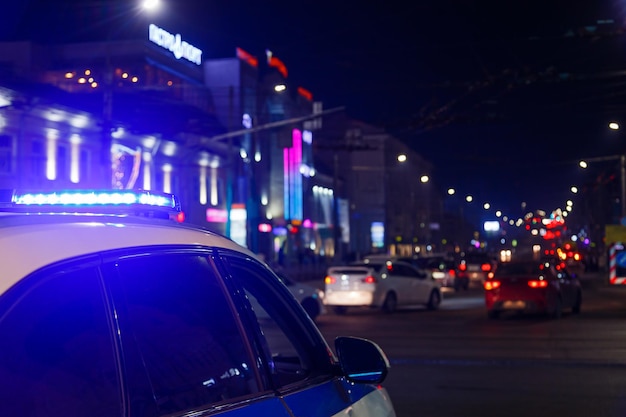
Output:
[142, 0, 161, 10]
[274, 84, 287, 93]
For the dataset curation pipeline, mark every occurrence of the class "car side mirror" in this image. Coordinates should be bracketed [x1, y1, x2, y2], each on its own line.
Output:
[335, 336, 390, 384]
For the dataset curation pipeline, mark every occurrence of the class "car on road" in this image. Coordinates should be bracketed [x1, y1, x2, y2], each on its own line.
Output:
[0, 189, 397, 417]
[324, 259, 442, 314]
[276, 272, 326, 322]
[458, 251, 497, 288]
[484, 259, 583, 319]
[401, 255, 460, 290]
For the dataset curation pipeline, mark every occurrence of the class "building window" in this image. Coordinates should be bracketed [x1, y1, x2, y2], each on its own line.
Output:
[199, 165, 207, 205]
[0, 134, 13, 175]
[32, 141, 45, 179]
[210, 166, 219, 206]
[162, 164, 172, 194]
[57, 145, 67, 181]
[80, 149, 90, 184]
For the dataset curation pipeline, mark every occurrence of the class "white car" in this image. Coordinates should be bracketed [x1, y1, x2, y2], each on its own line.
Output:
[402, 255, 460, 290]
[276, 272, 326, 322]
[0, 189, 396, 417]
[324, 259, 442, 314]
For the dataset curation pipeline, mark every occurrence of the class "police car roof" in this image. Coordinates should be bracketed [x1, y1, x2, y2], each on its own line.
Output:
[0, 189, 257, 295]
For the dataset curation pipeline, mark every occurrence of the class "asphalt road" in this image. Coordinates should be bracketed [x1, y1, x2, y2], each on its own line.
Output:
[314, 271, 626, 417]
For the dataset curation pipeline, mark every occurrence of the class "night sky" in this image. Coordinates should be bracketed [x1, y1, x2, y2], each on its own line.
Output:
[3, 0, 626, 216]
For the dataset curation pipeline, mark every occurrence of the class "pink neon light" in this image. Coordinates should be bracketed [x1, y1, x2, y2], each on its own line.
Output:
[206, 208, 228, 223]
[292, 129, 302, 219]
[284, 147, 289, 218]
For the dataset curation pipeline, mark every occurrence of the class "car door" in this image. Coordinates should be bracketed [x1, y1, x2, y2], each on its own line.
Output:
[389, 262, 430, 304]
[218, 251, 394, 417]
[381, 263, 411, 305]
[0, 259, 123, 417]
[406, 264, 433, 303]
[103, 249, 295, 417]
[556, 268, 577, 307]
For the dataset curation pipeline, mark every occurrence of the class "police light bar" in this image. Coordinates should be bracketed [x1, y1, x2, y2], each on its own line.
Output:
[1, 190, 182, 219]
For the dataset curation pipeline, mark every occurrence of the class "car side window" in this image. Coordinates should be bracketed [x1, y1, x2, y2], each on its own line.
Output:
[0, 265, 120, 417]
[390, 264, 410, 277]
[557, 270, 571, 281]
[110, 253, 259, 416]
[395, 263, 424, 279]
[219, 254, 334, 390]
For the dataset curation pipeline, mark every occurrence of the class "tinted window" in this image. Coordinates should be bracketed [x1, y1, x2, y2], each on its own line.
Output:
[390, 264, 417, 277]
[407, 257, 437, 269]
[111, 253, 258, 416]
[0, 265, 120, 417]
[220, 254, 334, 390]
[557, 269, 573, 280]
[463, 253, 493, 264]
[497, 262, 552, 276]
[353, 262, 385, 272]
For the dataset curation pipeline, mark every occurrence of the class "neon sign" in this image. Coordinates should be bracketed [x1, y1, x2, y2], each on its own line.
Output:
[149, 24, 202, 65]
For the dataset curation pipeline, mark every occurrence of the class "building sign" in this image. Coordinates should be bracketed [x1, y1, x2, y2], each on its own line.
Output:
[230, 204, 247, 248]
[148, 24, 202, 65]
[606, 224, 626, 244]
[206, 208, 228, 223]
[371, 222, 384, 248]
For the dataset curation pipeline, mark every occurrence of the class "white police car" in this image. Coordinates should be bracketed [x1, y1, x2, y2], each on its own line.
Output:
[0, 189, 396, 417]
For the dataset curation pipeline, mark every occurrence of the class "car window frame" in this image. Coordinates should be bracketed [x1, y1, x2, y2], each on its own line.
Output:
[214, 249, 337, 393]
[0, 254, 124, 417]
[101, 246, 270, 415]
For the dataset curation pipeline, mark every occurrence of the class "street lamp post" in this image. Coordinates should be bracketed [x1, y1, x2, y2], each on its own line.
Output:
[610, 121, 625, 218]
[579, 154, 626, 218]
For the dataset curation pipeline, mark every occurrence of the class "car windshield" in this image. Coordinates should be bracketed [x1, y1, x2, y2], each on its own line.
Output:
[351, 262, 385, 272]
[496, 262, 545, 276]
[406, 258, 430, 268]
[463, 253, 493, 264]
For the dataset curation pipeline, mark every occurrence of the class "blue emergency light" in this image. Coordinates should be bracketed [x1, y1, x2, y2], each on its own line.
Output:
[1, 189, 182, 219]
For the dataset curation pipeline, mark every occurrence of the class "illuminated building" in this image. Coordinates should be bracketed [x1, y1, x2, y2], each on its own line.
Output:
[0, 32, 334, 264]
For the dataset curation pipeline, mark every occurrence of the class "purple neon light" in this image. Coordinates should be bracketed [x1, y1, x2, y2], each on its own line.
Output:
[283, 129, 304, 221]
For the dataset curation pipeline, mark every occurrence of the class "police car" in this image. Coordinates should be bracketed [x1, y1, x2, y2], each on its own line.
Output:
[0, 189, 396, 417]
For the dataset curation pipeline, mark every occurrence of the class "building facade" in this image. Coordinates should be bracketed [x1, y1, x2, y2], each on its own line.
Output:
[0, 22, 450, 265]
[0, 25, 336, 265]
[315, 112, 441, 259]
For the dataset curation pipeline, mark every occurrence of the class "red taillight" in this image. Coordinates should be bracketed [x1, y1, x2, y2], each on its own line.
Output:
[484, 280, 501, 290]
[362, 275, 376, 284]
[481, 263, 492, 272]
[324, 276, 336, 284]
[528, 280, 548, 288]
[449, 269, 456, 277]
